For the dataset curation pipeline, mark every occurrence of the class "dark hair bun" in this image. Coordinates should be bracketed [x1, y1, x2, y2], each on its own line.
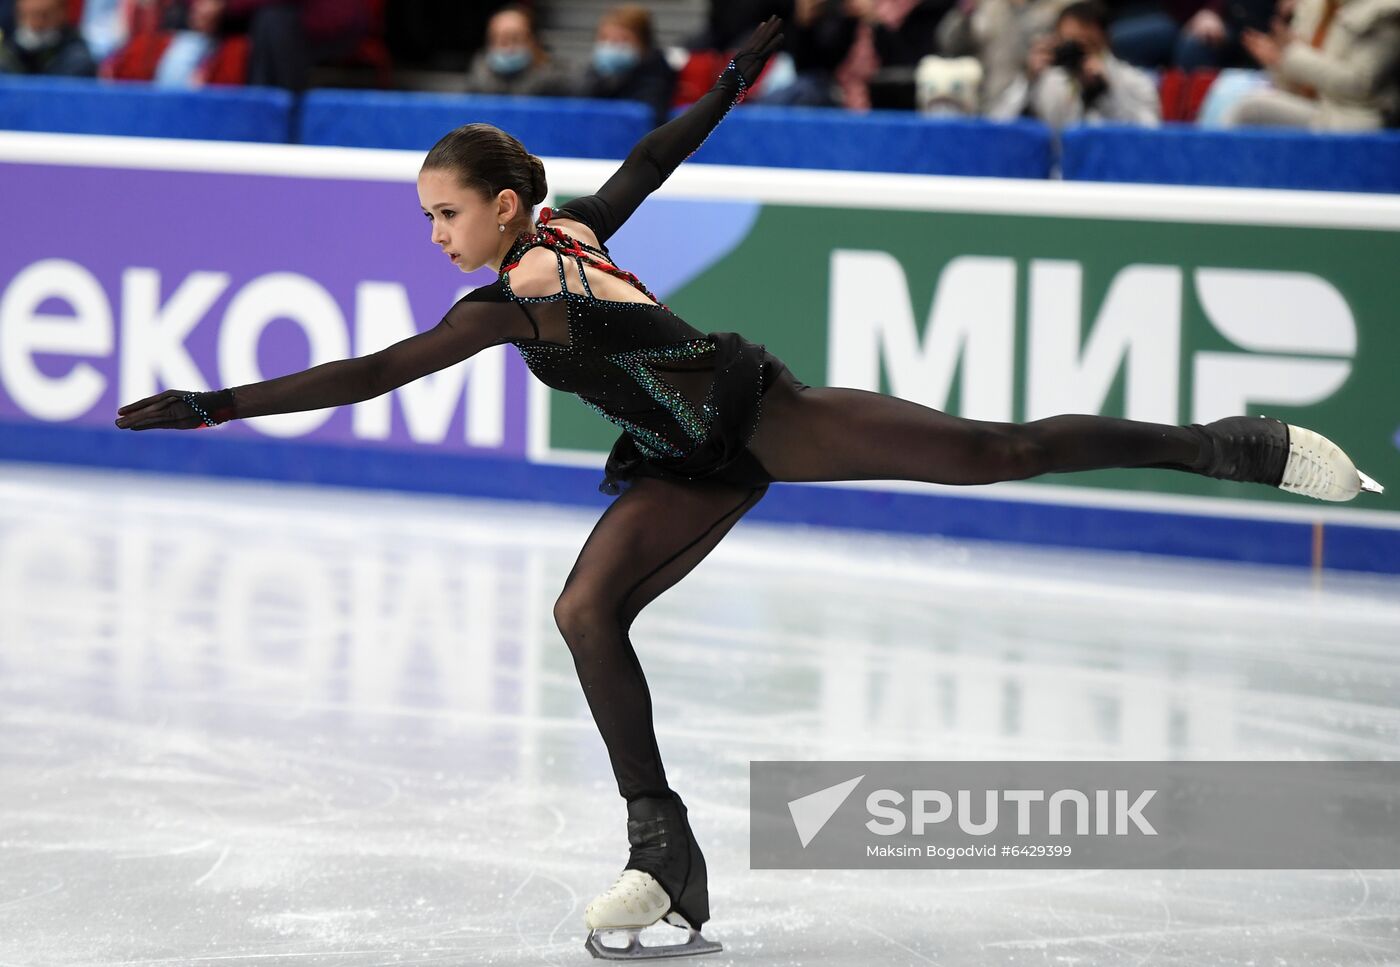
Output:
[527, 154, 548, 208]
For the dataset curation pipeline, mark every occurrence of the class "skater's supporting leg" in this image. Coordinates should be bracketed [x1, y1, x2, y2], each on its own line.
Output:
[554, 475, 767, 802]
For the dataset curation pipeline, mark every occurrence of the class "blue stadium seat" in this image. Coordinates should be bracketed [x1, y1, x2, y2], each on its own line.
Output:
[0, 75, 293, 143]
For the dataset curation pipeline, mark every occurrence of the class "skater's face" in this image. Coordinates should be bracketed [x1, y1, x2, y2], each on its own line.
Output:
[417, 167, 521, 273]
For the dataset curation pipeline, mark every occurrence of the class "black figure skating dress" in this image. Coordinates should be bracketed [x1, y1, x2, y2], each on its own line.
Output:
[438, 72, 806, 496]
[463, 206, 797, 496]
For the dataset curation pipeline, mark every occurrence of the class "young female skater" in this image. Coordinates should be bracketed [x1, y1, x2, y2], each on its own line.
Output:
[114, 16, 1382, 960]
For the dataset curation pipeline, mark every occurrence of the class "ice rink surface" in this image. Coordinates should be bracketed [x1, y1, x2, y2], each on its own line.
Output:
[1, 462, 1398, 967]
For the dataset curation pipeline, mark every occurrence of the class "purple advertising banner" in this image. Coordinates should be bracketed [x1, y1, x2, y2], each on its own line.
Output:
[0, 160, 530, 456]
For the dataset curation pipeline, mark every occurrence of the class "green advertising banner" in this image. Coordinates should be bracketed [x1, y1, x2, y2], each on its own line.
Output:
[544, 167, 1400, 524]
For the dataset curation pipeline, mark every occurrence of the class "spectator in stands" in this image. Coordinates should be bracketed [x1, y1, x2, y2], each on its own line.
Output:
[1100, 0, 1195, 67]
[990, 0, 1160, 125]
[582, 5, 676, 126]
[1174, 0, 1277, 69]
[0, 0, 97, 75]
[937, 0, 1075, 111]
[106, 0, 250, 86]
[387, 0, 508, 73]
[217, 0, 370, 90]
[693, 0, 787, 49]
[80, 0, 131, 60]
[687, 1, 859, 107]
[464, 5, 569, 97]
[1223, 0, 1400, 128]
[837, 0, 956, 108]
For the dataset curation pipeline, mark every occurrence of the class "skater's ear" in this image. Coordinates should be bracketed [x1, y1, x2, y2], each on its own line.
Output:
[494, 188, 524, 227]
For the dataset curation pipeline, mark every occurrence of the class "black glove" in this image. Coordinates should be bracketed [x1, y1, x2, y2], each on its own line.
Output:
[732, 15, 785, 88]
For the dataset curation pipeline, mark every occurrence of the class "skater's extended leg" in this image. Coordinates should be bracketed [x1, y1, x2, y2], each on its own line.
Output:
[555, 475, 767, 802]
[745, 373, 1381, 500]
[746, 378, 1203, 484]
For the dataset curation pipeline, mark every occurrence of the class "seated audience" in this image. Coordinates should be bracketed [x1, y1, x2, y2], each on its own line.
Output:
[582, 4, 676, 126]
[1224, 0, 1400, 129]
[1102, 0, 1200, 67]
[692, 0, 787, 49]
[837, 0, 957, 108]
[218, 0, 370, 90]
[755, 0, 864, 106]
[990, 0, 1160, 126]
[1174, 0, 1278, 68]
[937, 0, 1075, 112]
[0, 0, 97, 75]
[464, 5, 569, 97]
[106, 0, 248, 86]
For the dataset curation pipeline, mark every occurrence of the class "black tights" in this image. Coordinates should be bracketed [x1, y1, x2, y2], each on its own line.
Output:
[556, 372, 1207, 801]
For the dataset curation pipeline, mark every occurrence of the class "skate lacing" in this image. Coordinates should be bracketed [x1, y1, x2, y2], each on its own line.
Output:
[584, 869, 671, 929]
[1275, 426, 1365, 501]
[1279, 441, 1335, 497]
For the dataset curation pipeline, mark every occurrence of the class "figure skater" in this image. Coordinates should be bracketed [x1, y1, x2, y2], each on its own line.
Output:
[114, 16, 1382, 961]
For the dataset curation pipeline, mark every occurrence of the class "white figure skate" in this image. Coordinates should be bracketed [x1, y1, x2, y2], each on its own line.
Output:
[1192, 416, 1383, 501]
[583, 869, 721, 960]
[584, 793, 721, 960]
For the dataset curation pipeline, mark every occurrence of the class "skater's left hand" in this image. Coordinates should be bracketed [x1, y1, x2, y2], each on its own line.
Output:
[733, 16, 785, 87]
[115, 390, 205, 430]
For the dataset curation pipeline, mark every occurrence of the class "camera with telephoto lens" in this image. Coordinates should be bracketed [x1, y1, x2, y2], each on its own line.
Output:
[1051, 38, 1086, 72]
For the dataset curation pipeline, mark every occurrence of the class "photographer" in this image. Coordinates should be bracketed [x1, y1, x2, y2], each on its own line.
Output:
[990, 0, 1160, 126]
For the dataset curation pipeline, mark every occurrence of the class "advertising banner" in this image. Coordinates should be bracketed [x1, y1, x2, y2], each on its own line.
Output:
[1, 132, 1396, 567]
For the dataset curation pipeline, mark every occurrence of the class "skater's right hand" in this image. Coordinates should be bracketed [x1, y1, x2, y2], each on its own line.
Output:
[733, 16, 785, 87]
[115, 389, 205, 431]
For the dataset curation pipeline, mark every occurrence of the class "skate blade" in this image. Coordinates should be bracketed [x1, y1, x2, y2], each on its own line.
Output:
[1359, 470, 1384, 495]
[585, 926, 723, 960]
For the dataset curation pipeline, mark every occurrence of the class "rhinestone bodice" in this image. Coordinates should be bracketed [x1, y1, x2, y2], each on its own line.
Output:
[498, 215, 719, 461]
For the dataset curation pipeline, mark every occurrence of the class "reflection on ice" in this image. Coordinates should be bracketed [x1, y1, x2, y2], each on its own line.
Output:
[1, 462, 1398, 965]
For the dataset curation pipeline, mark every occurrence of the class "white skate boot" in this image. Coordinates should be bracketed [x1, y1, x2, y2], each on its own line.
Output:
[1191, 417, 1384, 502]
[583, 793, 722, 960]
[583, 869, 720, 960]
[1277, 425, 1384, 501]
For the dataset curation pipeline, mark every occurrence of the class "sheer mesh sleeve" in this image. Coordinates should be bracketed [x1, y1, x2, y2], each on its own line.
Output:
[554, 63, 748, 244]
[228, 280, 532, 420]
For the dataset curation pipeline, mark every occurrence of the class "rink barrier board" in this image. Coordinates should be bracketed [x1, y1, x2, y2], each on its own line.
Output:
[3, 423, 1396, 574]
[0, 74, 293, 144]
[1, 133, 1397, 573]
[1060, 124, 1400, 194]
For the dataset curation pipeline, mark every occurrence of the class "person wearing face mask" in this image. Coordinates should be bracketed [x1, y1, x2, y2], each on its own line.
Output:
[583, 4, 677, 126]
[464, 5, 570, 97]
[0, 0, 97, 76]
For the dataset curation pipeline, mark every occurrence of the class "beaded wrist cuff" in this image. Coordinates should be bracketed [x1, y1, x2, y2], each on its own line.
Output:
[181, 389, 236, 427]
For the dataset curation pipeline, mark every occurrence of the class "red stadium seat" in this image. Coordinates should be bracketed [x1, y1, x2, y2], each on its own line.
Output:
[1159, 67, 1220, 122]
[674, 50, 730, 107]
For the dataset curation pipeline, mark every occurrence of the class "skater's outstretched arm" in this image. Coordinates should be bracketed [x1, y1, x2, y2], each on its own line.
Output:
[555, 16, 783, 244]
[113, 282, 532, 430]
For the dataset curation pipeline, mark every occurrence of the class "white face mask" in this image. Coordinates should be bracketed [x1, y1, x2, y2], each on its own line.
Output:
[14, 25, 62, 51]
